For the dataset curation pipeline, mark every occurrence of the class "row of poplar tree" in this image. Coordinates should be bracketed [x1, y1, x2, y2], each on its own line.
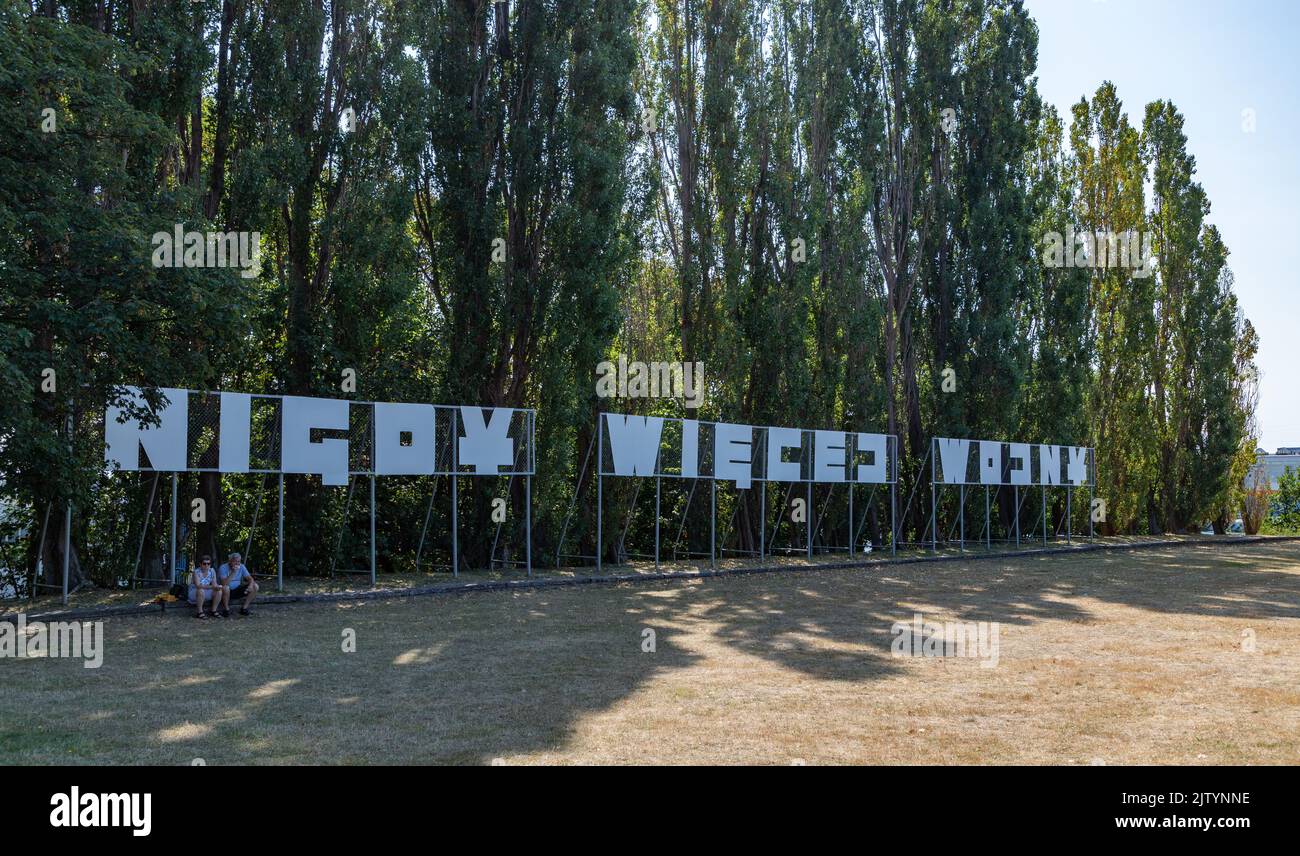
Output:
[1, 0, 1258, 587]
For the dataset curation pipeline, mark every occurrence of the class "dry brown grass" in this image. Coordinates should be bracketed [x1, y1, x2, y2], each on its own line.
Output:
[2, 541, 1297, 765]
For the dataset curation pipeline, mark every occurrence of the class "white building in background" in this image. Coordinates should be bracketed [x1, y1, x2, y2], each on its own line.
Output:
[1251, 448, 1300, 490]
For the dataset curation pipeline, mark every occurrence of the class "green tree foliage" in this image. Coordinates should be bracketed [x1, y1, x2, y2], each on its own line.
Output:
[1272, 467, 1300, 533]
[0, 0, 1262, 589]
[1068, 82, 1155, 534]
[0, 2, 249, 587]
[407, 0, 636, 567]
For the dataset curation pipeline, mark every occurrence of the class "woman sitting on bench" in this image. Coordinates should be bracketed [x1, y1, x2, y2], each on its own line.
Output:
[189, 556, 220, 619]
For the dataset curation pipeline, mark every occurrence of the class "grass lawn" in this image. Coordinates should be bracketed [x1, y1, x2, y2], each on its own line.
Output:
[2, 540, 1298, 765]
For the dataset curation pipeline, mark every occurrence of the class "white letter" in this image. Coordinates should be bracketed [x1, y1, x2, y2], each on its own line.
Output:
[183, 230, 204, 266]
[766, 427, 802, 481]
[82, 622, 103, 669]
[680, 420, 699, 478]
[105, 387, 189, 472]
[50, 793, 70, 828]
[1068, 446, 1089, 485]
[714, 422, 753, 488]
[218, 392, 252, 473]
[853, 433, 888, 483]
[1041, 231, 1063, 267]
[682, 362, 704, 408]
[458, 407, 514, 473]
[281, 395, 350, 485]
[979, 622, 1000, 669]
[240, 231, 261, 278]
[627, 361, 647, 397]
[937, 438, 970, 484]
[374, 402, 436, 476]
[605, 414, 663, 476]
[1039, 444, 1061, 485]
[1008, 442, 1031, 486]
[813, 430, 847, 483]
[1073, 229, 1091, 268]
[150, 232, 172, 268]
[979, 440, 1001, 485]
[594, 361, 615, 398]
[890, 622, 909, 657]
[133, 793, 151, 837]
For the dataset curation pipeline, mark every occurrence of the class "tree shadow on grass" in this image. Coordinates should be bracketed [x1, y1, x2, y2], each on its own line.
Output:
[5, 542, 1296, 764]
[40, 590, 711, 764]
[688, 541, 1300, 669]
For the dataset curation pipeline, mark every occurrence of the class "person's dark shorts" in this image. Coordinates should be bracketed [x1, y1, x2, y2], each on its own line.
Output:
[228, 583, 251, 600]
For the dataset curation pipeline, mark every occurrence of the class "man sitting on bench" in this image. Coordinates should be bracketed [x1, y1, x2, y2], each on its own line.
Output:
[216, 552, 259, 617]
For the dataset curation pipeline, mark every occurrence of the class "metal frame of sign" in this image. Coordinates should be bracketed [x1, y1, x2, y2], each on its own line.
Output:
[77, 388, 1112, 609]
[101, 387, 536, 599]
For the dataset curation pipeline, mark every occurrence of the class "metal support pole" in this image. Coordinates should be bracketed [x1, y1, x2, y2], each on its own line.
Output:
[451, 419, 459, 577]
[523, 410, 534, 577]
[654, 476, 661, 571]
[369, 474, 377, 586]
[596, 415, 603, 573]
[889, 437, 899, 556]
[890, 481, 897, 556]
[330, 478, 351, 581]
[1042, 485, 1048, 546]
[892, 439, 899, 556]
[710, 479, 717, 569]
[277, 474, 284, 591]
[554, 431, 595, 567]
[848, 482, 854, 556]
[670, 479, 698, 561]
[244, 474, 266, 563]
[1014, 486, 1020, 546]
[131, 474, 159, 587]
[985, 485, 991, 550]
[170, 472, 178, 582]
[806, 481, 813, 559]
[1089, 450, 1099, 538]
[959, 484, 965, 552]
[415, 480, 436, 573]
[488, 442, 525, 570]
[1066, 485, 1072, 544]
[31, 502, 52, 602]
[61, 503, 71, 605]
[759, 478, 766, 560]
[61, 409, 73, 605]
[930, 442, 937, 554]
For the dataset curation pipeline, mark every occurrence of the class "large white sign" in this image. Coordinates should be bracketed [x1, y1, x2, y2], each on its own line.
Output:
[932, 437, 1093, 486]
[599, 413, 896, 488]
[105, 387, 533, 485]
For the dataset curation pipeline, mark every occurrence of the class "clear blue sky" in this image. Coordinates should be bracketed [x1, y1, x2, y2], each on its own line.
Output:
[1025, 0, 1299, 452]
